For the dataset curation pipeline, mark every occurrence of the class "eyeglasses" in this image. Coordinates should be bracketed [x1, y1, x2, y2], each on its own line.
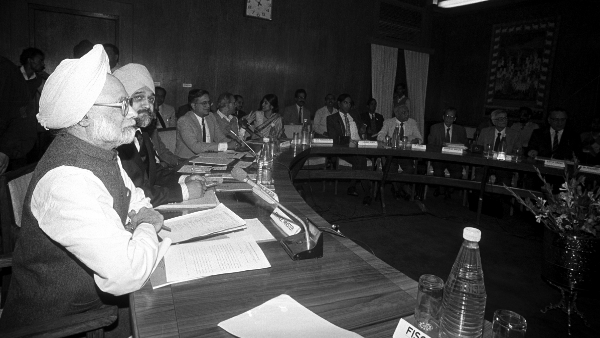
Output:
[443, 115, 456, 119]
[130, 94, 155, 105]
[493, 117, 508, 122]
[194, 100, 212, 107]
[93, 98, 129, 117]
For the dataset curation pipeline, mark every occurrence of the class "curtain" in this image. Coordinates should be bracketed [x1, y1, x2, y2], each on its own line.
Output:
[404, 50, 429, 138]
[371, 44, 398, 120]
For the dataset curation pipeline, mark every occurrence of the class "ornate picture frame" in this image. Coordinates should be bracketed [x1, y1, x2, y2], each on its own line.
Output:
[484, 18, 560, 120]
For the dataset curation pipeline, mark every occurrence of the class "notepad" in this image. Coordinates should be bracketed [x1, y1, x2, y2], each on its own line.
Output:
[160, 203, 246, 243]
[154, 190, 219, 210]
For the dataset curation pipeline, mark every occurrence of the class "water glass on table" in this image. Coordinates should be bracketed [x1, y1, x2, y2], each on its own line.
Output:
[485, 144, 493, 159]
[415, 274, 444, 337]
[491, 309, 527, 338]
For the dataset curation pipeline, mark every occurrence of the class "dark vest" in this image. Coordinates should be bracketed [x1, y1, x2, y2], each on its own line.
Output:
[0, 133, 131, 328]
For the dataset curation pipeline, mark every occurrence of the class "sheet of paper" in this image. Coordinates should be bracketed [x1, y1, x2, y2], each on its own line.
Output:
[154, 190, 219, 210]
[234, 161, 254, 169]
[224, 218, 275, 242]
[144, 238, 172, 289]
[216, 182, 253, 192]
[160, 203, 246, 243]
[165, 236, 271, 282]
[178, 165, 212, 174]
[190, 156, 235, 166]
[218, 294, 362, 338]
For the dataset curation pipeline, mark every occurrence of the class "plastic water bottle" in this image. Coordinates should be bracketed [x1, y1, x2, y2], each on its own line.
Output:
[301, 118, 310, 145]
[258, 137, 273, 185]
[439, 227, 487, 338]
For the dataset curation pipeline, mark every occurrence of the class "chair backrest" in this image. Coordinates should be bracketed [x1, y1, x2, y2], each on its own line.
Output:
[157, 127, 177, 153]
[284, 125, 302, 139]
[0, 163, 36, 255]
[465, 126, 477, 140]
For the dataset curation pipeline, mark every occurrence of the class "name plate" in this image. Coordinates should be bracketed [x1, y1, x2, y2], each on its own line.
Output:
[412, 144, 427, 151]
[393, 318, 431, 338]
[270, 207, 302, 236]
[279, 140, 291, 148]
[544, 160, 565, 168]
[253, 182, 279, 203]
[497, 152, 506, 161]
[580, 165, 600, 174]
[312, 138, 333, 144]
[358, 140, 378, 147]
[441, 147, 464, 155]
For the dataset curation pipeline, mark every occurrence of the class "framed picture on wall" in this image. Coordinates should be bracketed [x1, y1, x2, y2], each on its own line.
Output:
[484, 17, 559, 120]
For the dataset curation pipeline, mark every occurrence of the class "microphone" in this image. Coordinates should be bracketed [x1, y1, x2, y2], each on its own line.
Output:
[228, 130, 258, 158]
[231, 167, 311, 250]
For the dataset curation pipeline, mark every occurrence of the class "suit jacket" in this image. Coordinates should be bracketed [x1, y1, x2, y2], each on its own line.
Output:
[477, 127, 522, 155]
[214, 111, 239, 138]
[327, 111, 362, 145]
[360, 112, 384, 140]
[428, 123, 468, 146]
[117, 131, 183, 207]
[527, 127, 582, 160]
[175, 111, 228, 158]
[282, 104, 311, 125]
[148, 126, 181, 166]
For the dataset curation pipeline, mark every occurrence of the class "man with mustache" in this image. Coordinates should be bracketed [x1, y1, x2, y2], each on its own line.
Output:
[282, 89, 312, 125]
[0, 45, 168, 335]
[114, 64, 207, 207]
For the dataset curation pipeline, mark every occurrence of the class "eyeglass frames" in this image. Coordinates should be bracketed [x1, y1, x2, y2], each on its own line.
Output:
[93, 98, 130, 117]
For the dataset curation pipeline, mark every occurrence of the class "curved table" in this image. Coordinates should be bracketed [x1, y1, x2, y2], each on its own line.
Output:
[289, 143, 578, 223]
[130, 147, 423, 337]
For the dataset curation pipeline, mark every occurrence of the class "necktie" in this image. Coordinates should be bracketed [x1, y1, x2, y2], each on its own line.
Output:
[399, 122, 404, 140]
[370, 114, 376, 135]
[136, 131, 148, 163]
[201, 117, 207, 142]
[552, 131, 559, 150]
[445, 127, 451, 143]
[494, 132, 502, 151]
[343, 113, 351, 137]
[156, 111, 166, 128]
[299, 107, 303, 124]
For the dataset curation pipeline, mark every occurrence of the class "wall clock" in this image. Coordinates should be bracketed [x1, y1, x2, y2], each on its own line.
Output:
[245, 0, 272, 21]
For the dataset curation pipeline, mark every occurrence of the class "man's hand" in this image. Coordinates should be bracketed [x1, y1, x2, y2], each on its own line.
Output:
[185, 174, 206, 183]
[128, 207, 164, 233]
[227, 140, 239, 150]
[527, 149, 538, 158]
[187, 180, 206, 199]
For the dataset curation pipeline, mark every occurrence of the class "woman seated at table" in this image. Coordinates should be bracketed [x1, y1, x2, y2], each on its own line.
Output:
[243, 94, 285, 140]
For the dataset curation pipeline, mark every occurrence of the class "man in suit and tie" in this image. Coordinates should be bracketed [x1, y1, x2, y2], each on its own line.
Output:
[527, 108, 581, 161]
[282, 89, 311, 125]
[428, 107, 467, 198]
[114, 64, 207, 207]
[175, 89, 238, 158]
[327, 94, 372, 205]
[214, 92, 239, 138]
[360, 98, 384, 141]
[154, 86, 176, 128]
[476, 109, 522, 185]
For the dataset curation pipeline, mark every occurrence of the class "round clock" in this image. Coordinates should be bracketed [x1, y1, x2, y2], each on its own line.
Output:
[245, 0, 272, 21]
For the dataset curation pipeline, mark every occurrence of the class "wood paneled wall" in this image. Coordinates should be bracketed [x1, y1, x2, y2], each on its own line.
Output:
[426, 1, 600, 132]
[1, 0, 378, 114]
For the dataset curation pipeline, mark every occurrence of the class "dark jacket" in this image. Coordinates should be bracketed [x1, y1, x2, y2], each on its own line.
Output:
[527, 127, 582, 160]
[428, 123, 468, 146]
[360, 111, 384, 141]
[327, 111, 363, 145]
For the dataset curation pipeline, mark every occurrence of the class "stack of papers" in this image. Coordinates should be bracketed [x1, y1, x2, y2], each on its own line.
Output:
[154, 190, 219, 210]
[178, 165, 212, 174]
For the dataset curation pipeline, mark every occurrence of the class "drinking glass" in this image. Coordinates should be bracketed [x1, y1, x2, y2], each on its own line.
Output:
[293, 132, 300, 145]
[402, 136, 409, 150]
[485, 144, 492, 159]
[415, 274, 444, 337]
[491, 310, 527, 338]
[513, 147, 522, 163]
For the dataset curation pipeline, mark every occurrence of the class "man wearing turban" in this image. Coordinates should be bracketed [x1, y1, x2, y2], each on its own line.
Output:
[113, 64, 207, 207]
[0, 45, 169, 335]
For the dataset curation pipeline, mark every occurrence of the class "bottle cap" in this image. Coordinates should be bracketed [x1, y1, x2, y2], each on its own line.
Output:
[263, 137, 270, 142]
[463, 227, 481, 242]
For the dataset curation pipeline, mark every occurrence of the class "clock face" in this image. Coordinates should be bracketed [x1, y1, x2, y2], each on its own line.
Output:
[246, 0, 272, 20]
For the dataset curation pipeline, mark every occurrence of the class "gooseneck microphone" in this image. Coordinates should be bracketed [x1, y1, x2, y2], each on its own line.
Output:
[228, 130, 258, 158]
[231, 167, 311, 249]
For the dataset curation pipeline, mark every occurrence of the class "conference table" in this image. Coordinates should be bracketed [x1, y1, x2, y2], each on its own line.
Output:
[130, 146, 426, 337]
[289, 142, 581, 223]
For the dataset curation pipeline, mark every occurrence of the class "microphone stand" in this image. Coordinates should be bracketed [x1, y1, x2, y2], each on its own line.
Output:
[272, 199, 323, 260]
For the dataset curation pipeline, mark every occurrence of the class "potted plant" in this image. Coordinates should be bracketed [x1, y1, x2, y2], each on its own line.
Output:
[505, 163, 600, 291]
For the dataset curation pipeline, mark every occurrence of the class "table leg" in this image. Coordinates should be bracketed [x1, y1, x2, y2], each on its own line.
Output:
[476, 166, 489, 225]
[380, 155, 393, 214]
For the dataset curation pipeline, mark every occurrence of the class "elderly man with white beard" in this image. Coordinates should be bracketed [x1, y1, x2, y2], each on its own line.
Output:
[114, 64, 206, 207]
[0, 45, 169, 336]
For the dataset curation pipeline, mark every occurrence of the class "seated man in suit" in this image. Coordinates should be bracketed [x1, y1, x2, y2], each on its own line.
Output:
[476, 109, 522, 185]
[214, 92, 239, 138]
[327, 93, 372, 205]
[378, 104, 423, 199]
[175, 89, 238, 158]
[0, 45, 163, 335]
[313, 93, 338, 137]
[360, 98, 384, 141]
[155, 86, 176, 128]
[528, 108, 582, 161]
[114, 64, 207, 207]
[428, 107, 468, 198]
[282, 88, 311, 125]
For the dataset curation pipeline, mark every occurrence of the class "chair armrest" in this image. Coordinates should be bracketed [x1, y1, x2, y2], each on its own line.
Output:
[0, 253, 11, 268]
[0, 305, 118, 338]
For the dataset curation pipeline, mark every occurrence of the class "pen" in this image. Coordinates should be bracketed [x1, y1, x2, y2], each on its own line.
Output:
[205, 182, 219, 188]
[161, 225, 172, 232]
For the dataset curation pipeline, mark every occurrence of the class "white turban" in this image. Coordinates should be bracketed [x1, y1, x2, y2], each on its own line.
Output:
[112, 63, 154, 96]
[38, 44, 109, 129]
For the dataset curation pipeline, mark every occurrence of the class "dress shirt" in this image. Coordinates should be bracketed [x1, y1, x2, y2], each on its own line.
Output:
[445, 125, 453, 142]
[338, 112, 360, 141]
[377, 118, 422, 143]
[195, 114, 227, 151]
[313, 106, 338, 135]
[550, 128, 563, 145]
[32, 159, 162, 296]
[217, 110, 233, 122]
[133, 129, 190, 200]
[20, 65, 36, 80]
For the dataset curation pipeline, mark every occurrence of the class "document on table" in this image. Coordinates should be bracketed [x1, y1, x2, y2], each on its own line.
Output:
[190, 156, 235, 166]
[159, 203, 246, 243]
[164, 236, 270, 284]
[218, 294, 362, 338]
[224, 218, 275, 243]
[177, 164, 212, 174]
[154, 189, 219, 210]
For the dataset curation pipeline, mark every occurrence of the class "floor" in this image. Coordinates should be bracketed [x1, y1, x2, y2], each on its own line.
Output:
[300, 179, 599, 338]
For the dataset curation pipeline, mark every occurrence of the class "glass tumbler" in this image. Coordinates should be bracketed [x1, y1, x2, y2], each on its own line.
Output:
[491, 310, 527, 338]
[485, 144, 493, 159]
[415, 274, 444, 337]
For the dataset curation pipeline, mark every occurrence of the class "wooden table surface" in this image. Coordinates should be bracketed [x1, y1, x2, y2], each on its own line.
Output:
[130, 147, 421, 337]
